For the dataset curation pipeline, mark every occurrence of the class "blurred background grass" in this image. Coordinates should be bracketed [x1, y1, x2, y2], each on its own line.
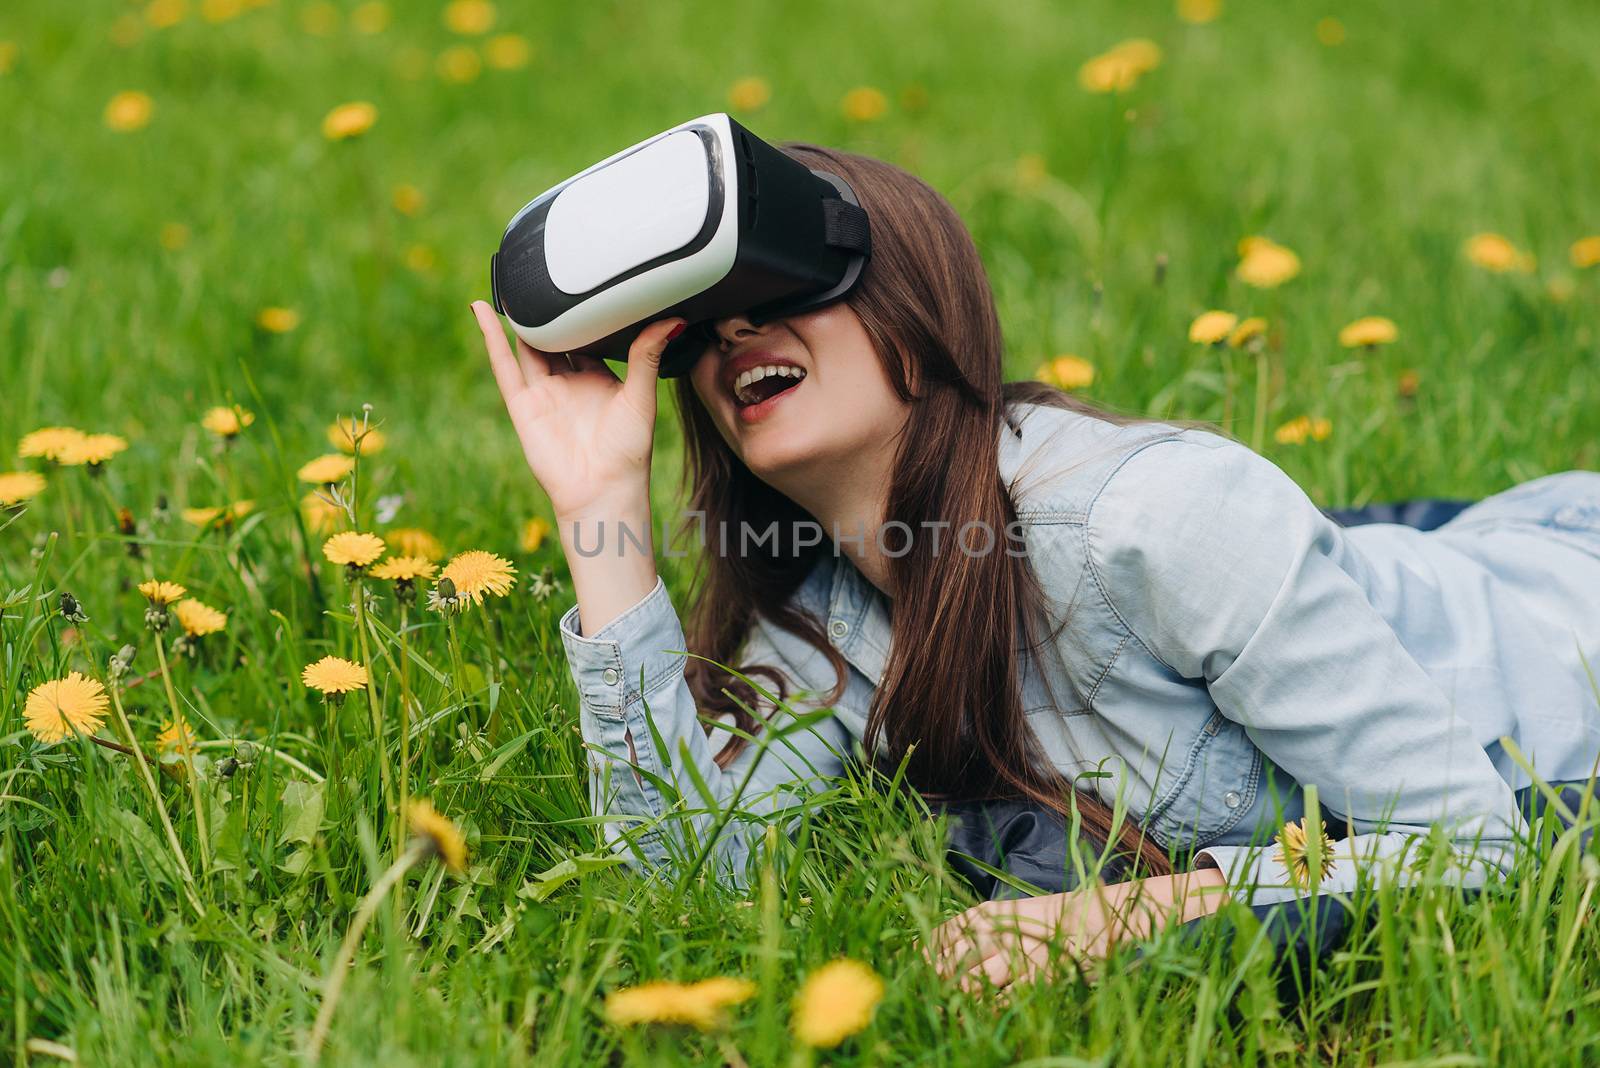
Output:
[4, 0, 1600, 1063]
[5, 0, 1597, 532]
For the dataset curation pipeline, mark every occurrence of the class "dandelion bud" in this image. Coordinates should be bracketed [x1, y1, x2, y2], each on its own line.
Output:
[152, 494, 171, 525]
[216, 756, 240, 778]
[59, 591, 89, 624]
[108, 644, 137, 680]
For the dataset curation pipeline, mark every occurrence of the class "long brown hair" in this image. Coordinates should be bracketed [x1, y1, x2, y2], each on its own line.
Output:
[672, 142, 1222, 875]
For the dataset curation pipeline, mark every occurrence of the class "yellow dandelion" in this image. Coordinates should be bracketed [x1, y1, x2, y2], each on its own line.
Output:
[792, 959, 884, 1049]
[351, 0, 390, 33]
[1315, 17, 1346, 46]
[144, 0, 186, 28]
[370, 555, 438, 582]
[326, 417, 386, 456]
[443, 0, 495, 34]
[25, 672, 110, 745]
[406, 797, 468, 872]
[840, 86, 888, 122]
[104, 90, 154, 132]
[1188, 310, 1238, 344]
[1227, 316, 1268, 349]
[605, 977, 757, 1031]
[1109, 38, 1163, 73]
[301, 655, 368, 695]
[1275, 816, 1336, 891]
[139, 579, 187, 606]
[1235, 236, 1301, 288]
[57, 433, 129, 468]
[484, 33, 532, 70]
[297, 453, 355, 485]
[437, 44, 482, 83]
[201, 0, 244, 22]
[181, 500, 255, 528]
[201, 405, 254, 438]
[0, 470, 47, 506]
[386, 527, 444, 561]
[159, 221, 191, 250]
[1035, 354, 1096, 391]
[439, 549, 517, 606]
[256, 306, 300, 333]
[1178, 0, 1221, 23]
[157, 715, 196, 754]
[173, 598, 228, 637]
[1569, 236, 1600, 270]
[302, 491, 344, 535]
[1465, 233, 1535, 274]
[322, 101, 378, 141]
[1338, 316, 1398, 349]
[391, 183, 425, 216]
[18, 426, 86, 461]
[727, 75, 771, 111]
[520, 516, 552, 553]
[323, 531, 387, 569]
[1079, 39, 1160, 95]
[1273, 415, 1332, 445]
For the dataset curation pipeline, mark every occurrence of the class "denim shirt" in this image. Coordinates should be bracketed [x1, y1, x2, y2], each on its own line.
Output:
[559, 400, 1600, 904]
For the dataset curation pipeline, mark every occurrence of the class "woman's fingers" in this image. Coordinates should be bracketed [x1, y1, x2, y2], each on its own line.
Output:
[957, 949, 1016, 997]
[512, 334, 560, 382]
[619, 317, 686, 420]
[473, 300, 536, 406]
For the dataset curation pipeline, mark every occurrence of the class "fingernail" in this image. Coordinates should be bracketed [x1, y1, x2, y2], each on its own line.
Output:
[666, 322, 687, 341]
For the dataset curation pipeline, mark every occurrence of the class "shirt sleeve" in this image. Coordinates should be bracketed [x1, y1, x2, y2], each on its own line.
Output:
[558, 575, 851, 888]
[1086, 431, 1528, 906]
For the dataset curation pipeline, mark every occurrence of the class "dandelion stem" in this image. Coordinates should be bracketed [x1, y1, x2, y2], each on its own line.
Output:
[155, 632, 212, 871]
[304, 840, 428, 1063]
[1251, 347, 1269, 454]
[106, 681, 204, 916]
[352, 578, 396, 840]
[396, 605, 412, 854]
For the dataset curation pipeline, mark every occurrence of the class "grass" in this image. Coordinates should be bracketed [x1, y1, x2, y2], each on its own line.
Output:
[4, 0, 1600, 1063]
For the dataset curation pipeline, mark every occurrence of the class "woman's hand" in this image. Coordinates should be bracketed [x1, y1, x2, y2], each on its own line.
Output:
[924, 869, 1230, 995]
[471, 300, 685, 523]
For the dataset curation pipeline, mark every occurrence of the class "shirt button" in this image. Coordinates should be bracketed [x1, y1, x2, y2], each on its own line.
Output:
[828, 618, 849, 640]
[1223, 790, 1242, 809]
[601, 667, 620, 685]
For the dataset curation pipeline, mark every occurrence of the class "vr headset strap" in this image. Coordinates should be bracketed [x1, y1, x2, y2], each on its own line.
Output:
[821, 198, 871, 256]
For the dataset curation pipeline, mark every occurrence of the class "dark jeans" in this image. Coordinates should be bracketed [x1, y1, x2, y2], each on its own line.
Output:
[941, 496, 1594, 992]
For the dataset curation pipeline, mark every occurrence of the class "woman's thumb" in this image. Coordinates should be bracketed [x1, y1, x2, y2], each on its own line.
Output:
[620, 318, 686, 416]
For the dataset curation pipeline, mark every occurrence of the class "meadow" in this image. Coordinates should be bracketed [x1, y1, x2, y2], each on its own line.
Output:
[4, 0, 1600, 1063]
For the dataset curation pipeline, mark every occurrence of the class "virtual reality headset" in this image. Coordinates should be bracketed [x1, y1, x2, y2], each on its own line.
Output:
[489, 112, 872, 378]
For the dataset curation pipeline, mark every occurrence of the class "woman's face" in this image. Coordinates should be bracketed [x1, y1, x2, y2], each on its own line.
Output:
[687, 302, 911, 484]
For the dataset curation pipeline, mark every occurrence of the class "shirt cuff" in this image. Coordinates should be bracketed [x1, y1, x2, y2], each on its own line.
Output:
[1195, 834, 1497, 907]
[558, 576, 688, 721]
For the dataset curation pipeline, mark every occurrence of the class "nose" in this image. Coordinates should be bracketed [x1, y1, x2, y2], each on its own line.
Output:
[711, 312, 764, 353]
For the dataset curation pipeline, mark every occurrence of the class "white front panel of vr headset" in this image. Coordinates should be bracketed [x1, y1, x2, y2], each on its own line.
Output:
[545, 130, 710, 295]
[509, 113, 740, 354]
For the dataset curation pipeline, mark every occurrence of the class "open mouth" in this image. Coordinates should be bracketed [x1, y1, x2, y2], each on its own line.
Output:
[732, 364, 807, 408]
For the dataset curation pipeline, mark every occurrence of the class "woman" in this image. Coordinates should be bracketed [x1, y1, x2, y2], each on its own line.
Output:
[470, 142, 1600, 991]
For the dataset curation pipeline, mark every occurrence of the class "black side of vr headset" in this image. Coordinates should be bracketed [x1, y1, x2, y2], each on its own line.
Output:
[490, 116, 871, 378]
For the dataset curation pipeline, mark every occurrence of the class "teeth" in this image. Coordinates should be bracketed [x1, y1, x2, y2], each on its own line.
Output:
[733, 364, 806, 404]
